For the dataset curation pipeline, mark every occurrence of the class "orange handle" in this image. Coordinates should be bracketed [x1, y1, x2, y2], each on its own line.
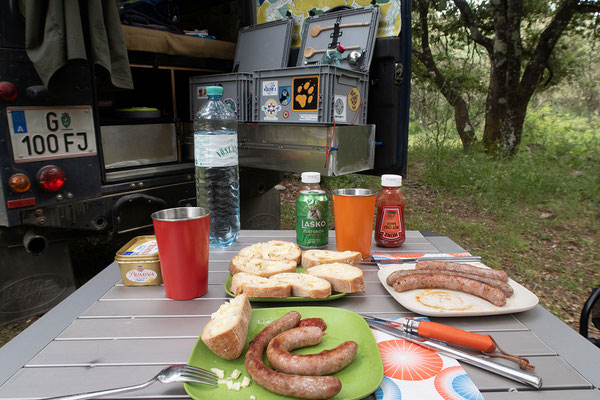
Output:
[418, 321, 496, 352]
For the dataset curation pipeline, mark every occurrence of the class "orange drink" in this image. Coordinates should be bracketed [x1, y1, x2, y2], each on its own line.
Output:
[332, 189, 376, 258]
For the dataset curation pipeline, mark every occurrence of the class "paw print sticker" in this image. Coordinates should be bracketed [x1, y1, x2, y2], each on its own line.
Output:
[292, 76, 319, 112]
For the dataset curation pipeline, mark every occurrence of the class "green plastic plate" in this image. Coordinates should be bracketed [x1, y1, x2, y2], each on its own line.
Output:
[224, 267, 348, 302]
[184, 306, 383, 400]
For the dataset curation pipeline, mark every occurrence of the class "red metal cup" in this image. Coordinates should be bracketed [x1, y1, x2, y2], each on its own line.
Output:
[151, 207, 210, 300]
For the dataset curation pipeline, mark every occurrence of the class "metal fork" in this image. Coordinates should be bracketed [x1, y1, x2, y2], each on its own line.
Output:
[42, 364, 218, 400]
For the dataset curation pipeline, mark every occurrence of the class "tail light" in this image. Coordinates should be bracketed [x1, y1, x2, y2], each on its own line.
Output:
[8, 173, 31, 193]
[38, 165, 66, 192]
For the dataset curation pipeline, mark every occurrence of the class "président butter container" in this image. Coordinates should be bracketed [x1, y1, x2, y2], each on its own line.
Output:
[115, 236, 162, 286]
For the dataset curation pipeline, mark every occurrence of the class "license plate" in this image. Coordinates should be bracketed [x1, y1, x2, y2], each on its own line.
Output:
[7, 106, 97, 163]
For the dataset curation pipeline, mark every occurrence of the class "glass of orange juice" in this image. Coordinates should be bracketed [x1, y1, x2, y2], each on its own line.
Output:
[332, 189, 376, 258]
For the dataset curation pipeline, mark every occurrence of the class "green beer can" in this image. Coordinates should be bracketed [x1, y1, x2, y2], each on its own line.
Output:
[296, 190, 329, 249]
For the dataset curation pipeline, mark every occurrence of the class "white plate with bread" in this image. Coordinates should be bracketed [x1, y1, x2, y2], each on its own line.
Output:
[226, 241, 365, 302]
[378, 261, 539, 317]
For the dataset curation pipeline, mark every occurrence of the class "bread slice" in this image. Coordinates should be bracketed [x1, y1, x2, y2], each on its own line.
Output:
[238, 240, 301, 264]
[306, 263, 365, 293]
[230, 272, 291, 298]
[301, 249, 363, 269]
[269, 273, 332, 298]
[229, 256, 297, 277]
[200, 293, 251, 360]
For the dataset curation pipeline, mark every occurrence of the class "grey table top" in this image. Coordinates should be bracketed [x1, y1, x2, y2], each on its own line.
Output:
[1, 230, 599, 399]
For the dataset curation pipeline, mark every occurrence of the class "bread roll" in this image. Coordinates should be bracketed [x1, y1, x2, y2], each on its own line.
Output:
[301, 249, 363, 269]
[229, 255, 297, 277]
[269, 272, 332, 298]
[306, 263, 365, 293]
[238, 241, 301, 264]
[201, 294, 251, 359]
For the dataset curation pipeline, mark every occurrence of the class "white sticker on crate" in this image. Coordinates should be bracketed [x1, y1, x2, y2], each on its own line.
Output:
[262, 99, 281, 120]
[299, 114, 318, 121]
[197, 86, 208, 99]
[262, 81, 278, 96]
[334, 95, 347, 122]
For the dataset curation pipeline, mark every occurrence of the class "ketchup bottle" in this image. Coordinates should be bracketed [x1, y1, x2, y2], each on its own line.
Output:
[374, 174, 406, 247]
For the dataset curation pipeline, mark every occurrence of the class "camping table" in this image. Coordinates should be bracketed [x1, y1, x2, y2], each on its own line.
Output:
[0, 230, 599, 399]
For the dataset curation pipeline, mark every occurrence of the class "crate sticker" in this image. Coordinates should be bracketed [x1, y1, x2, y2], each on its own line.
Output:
[279, 86, 291, 106]
[261, 99, 281, 120]
[293, 76, 319, 112]
[196, 86, 208, 99]
[299, 114, 318, 122]
[262, 80, 278, 96]
[223, 98, 237, 115]
[334, 95, 347, 122]
[348, 87, 361, 112]
[283, 110, 289, 119]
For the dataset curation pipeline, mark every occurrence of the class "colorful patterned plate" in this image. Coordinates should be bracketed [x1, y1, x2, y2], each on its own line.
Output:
[184, 306, 383, 400]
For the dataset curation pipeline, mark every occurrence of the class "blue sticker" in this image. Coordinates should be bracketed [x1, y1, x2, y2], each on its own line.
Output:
[279, 86, 291, 106]
[11, 110, 27, 133]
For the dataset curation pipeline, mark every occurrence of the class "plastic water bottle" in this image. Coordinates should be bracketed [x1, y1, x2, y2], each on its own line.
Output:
[194, 86, 240, 247]
[318, 44, 346, 67]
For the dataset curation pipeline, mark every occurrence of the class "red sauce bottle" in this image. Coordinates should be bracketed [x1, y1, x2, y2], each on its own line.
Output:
[374, 174, 406, 247]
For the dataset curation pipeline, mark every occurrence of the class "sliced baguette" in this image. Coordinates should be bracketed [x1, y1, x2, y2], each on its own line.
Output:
[238, 240, 301, 264]
[230, 272, 291, 298]
[269, 272, 332, 298]
[301, 249, 363, 269]
[229, 255, 297, 277]
[306, 263, 365, 293]
[200, 293, 251, 360]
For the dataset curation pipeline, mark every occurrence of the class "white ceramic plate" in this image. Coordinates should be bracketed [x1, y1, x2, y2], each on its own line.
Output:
[377, 262, 539, 317]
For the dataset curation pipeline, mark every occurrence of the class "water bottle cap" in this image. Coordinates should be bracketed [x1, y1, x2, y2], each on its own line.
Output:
[381, 174, 402, 187]
[336, 44, 346, 53]
[206, 86, 223, 97]
[301, 172, 321, 183]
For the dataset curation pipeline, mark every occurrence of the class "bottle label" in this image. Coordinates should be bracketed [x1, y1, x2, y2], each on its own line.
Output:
[194, 134, 238, 167]
[379, 206, 403, 240]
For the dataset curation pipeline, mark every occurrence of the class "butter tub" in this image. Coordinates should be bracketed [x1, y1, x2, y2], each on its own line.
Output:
[115, 236, 163, 286]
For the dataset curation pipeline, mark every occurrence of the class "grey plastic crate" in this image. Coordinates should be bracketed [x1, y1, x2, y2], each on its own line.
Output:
[253, 65, 368, 125]
[190, 73, 252, 121]
[189, 19, 293, 122]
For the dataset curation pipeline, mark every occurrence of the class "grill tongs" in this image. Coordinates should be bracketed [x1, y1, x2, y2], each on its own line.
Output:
[364, 315, 542, 389]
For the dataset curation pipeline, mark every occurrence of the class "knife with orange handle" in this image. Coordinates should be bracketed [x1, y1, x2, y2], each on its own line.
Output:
[361, 315, 496, 352]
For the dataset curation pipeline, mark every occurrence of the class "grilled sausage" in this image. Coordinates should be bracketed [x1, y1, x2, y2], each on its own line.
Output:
[298, 318, 327, 331]
[391, 273, 507, 307]
[386, 269, 514, 297]
[267, 326, 358, 376]
[244, 311, 342, 399]
[416, 260, 508, 282]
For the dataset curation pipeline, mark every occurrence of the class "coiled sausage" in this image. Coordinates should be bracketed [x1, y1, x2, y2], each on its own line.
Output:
[267, 326, 358, 375]
[244, 311, 342, 399]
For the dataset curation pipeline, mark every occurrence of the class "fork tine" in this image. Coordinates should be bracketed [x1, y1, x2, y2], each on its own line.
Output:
[180, 369, 219, 383]
[181, 365, 218, 379]
[180, 375, 218, 386]
[183, 365, 215, 375]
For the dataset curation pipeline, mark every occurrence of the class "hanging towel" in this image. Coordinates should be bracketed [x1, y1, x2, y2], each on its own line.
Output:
[25, 0, 134, 90]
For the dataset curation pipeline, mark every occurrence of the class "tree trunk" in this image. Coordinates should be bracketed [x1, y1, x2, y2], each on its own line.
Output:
[414, 0, 477, 149]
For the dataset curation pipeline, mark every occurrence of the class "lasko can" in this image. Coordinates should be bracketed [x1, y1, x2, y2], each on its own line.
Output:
[296, 190, 329, 249]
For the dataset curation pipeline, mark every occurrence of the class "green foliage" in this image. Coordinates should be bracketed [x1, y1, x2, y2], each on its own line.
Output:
[410, 106, 600, 217]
